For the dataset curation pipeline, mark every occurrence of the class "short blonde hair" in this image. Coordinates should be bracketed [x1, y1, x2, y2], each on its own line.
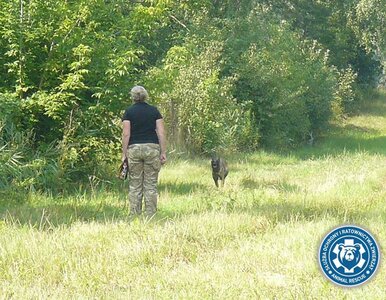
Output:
[130, 85, 148, 102]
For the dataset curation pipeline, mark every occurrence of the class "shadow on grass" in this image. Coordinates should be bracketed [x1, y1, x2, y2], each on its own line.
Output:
[159, 181, 207, 195]
[0, 181, 207, 228]
[156, 197, 373, 226]
[155, 177, 379, 223]
[230, 125, 386, 167]
[1, 197, 131, 228]
[241, 178, 301, 193]
[235, 201, 362, 223]
[293, 135, 386, 160]
[0, 187, 381, 229]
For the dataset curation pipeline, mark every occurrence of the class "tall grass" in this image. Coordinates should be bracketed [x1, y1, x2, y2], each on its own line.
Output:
[1, 92, 386, 298]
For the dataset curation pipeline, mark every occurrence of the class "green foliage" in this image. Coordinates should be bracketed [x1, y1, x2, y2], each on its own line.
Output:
[0, 118, 61, 193]
[224, 16, 339, 148]
[352, 0, 386, 56]
[0, 0, 384, 190]
[333, 68, 358, 115]
[255, 0, 382, 88]
[147, 42, 259, 153]
[0, 0, 178, 180]
[0, 93, 60, 193]
[350, 0, 386, 88]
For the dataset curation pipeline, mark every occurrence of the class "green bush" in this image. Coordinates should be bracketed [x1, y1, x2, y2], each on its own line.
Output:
[0, 118, 62, 194]
[333, 68, 358, 115]
[147, 42, 259, 154]
[227, 17, 344, 148]
[0, 93, 64, 193]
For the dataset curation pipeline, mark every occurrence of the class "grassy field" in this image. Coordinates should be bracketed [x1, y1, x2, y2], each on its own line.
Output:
[1, 91, 386, 299]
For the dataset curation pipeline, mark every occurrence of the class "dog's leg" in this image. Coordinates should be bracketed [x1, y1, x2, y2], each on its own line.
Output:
[219, 170, 226, 187]
[213, 175, 219, 187]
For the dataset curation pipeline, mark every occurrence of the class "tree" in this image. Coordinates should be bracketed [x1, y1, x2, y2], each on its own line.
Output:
[351, 0, 386, 84]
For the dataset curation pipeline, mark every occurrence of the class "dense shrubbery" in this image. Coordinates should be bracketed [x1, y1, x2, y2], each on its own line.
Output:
[0, 0, 384, 191]
[0, 94, 61, 193]
[147, 12, 357, 149]
[146, 42, 260, 153]
[225, 17, 342, 148]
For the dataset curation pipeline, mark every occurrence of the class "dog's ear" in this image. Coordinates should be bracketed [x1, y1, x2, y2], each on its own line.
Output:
[211, 151, 219, 161]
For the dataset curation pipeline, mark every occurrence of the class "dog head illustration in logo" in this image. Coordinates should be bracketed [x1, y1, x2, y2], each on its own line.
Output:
[337, 244, 361, 271]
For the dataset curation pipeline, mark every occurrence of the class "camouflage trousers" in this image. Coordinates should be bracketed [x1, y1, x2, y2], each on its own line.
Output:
[128, 143, 161, 217]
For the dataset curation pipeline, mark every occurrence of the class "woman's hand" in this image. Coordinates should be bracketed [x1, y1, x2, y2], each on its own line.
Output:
[160, 153, 167, 165]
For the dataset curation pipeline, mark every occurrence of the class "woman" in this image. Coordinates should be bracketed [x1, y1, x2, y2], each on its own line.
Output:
[121, 86, 166, 217]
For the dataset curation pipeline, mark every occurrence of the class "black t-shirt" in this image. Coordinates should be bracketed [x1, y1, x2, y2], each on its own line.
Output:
[122, 102, 163, 145]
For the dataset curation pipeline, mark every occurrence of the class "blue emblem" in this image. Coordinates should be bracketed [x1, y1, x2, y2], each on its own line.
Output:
[319, 225, 380, 287]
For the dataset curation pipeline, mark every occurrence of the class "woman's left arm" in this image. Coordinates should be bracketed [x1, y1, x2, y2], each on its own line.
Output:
[122, 120, 131, 161]
[156, 119, 167, 164]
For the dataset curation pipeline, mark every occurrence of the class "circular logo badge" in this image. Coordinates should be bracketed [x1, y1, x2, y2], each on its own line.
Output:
[319, 225, 380, 287]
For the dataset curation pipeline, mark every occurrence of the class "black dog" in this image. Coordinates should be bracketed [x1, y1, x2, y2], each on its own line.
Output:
[211, 157, 228, 187]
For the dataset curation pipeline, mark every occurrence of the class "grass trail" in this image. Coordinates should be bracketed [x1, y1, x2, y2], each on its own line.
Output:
[1, 91, 386, 298]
